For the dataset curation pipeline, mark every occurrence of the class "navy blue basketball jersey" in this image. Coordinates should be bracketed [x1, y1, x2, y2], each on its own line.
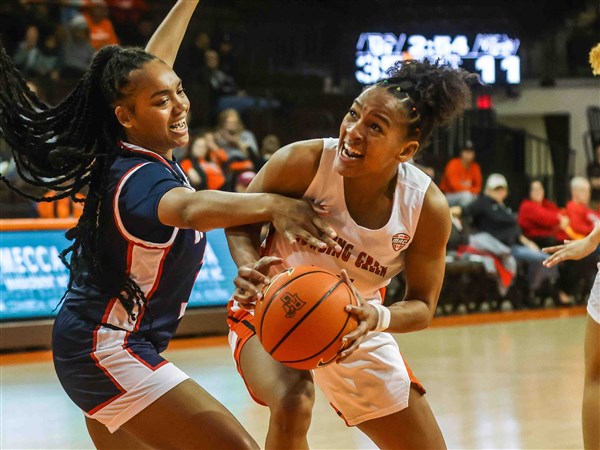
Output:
[55, 141, 206, 352]
[53, 141, 206, 414]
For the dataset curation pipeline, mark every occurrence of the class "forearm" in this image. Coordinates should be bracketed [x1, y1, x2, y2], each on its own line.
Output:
[588, 222, 600, 245]
[146, 0, 199, 67]
[178, 190, 276, 232]
[226, 226, 263, 268]
[386, 298, 434, 334]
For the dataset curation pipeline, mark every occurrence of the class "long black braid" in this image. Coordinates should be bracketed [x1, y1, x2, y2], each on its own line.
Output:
[375, 59, 479, 146]
[0, 45, 158, 319]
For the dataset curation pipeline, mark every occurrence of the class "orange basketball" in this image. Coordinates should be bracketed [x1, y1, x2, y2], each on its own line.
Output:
[255, 265, 359, 370]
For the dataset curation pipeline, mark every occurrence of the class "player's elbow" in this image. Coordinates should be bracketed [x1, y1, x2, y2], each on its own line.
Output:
[417, 299, 437, 329]
[178, 202, 198, 229]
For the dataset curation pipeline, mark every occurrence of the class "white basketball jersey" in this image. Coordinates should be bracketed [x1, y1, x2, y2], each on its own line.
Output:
[266, 137, 431, 303]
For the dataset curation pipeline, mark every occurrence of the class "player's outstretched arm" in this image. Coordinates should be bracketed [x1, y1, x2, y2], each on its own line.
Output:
[225, 139, 340, 261]
[543, 224, 600, 267]
[159, 186, 336, 246]
[145, 0, 199, 68]
[224, 140, 341, 303]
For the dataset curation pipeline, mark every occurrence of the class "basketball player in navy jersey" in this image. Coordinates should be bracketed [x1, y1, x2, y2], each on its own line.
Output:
[0, 2, 338, 448]
[227, 60, 477, 449]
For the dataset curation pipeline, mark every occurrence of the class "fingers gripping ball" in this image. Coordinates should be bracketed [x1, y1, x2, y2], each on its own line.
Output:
[255, 266, 359, 370]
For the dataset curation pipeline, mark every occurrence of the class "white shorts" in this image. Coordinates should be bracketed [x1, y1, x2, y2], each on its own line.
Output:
[85, 361, 189, 433]
[588, 267, 600, 325]
[313, 331, 424, 426]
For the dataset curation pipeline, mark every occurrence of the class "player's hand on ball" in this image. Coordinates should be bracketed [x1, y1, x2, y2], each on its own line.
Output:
[233, 256, 282, 310]
[337, 270, 377, 362]
[271, 198, 341, 253]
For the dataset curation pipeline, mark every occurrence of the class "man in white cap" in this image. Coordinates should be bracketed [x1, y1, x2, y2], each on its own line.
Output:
[466, 173, 558, 301]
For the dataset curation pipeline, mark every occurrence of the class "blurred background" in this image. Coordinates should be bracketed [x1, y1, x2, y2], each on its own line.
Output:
[0, 0, 599, 347]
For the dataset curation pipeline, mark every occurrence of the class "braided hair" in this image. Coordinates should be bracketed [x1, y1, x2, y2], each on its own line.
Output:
[0, 45, 158, 318]
[374, 59, 479, 146]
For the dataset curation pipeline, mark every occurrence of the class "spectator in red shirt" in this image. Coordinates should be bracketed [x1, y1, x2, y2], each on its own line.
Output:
[557, 176, 600, 242]
[518, 179, 569, 248]
[439, 140, 482, 207]
[550, 176, 600, 303]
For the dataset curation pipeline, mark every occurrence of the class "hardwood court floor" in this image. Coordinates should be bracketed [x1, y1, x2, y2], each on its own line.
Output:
[0, 307, 588, 449]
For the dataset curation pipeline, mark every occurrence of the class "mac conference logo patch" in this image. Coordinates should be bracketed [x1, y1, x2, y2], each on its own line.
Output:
[392, 233, 410, 251]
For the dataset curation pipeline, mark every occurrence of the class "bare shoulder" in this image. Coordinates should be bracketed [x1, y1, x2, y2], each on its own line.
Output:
[413, 182, 452, 247]
[423, 182, 451, 220]
[249, 139, 324, 197]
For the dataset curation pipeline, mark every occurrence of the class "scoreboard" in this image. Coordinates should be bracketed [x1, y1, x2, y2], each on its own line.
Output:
[355, 32, 521, 85]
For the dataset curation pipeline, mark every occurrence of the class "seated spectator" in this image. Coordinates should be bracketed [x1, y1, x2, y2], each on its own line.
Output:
[217, 32, 237, 80]
[519, 179, 580, 304]
[451, 205, 517, 297]
[82, 0, 119, 51]
[518, 179, 569, 248]
[203, 49, 238, 114]
[551, 176, 600, 302]
[180, 132, 226, 191]
[587, 144, 600, 209]
[13, 25, 59, 81]
[439, 140, 482, 207]
[557, 176, 600, 242]
[214, 108, 260, 164]
[202, 49, 279, 116]
[467, 173, 558, 298]
[59, 15, 95, 79]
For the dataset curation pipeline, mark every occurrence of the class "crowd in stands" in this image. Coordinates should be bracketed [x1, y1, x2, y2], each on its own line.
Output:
[417, 143, 600, 312]
[0, 0, 282, 219]
[1, 1, 599, 313]
[1, 0, 278, 121]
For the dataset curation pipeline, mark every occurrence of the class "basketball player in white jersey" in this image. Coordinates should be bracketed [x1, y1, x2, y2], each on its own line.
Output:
[544, 225, 600, 450]
[226, 60, 477, 449]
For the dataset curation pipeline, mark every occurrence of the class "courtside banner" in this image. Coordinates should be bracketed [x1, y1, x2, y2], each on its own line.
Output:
[0, 227, 237, 321]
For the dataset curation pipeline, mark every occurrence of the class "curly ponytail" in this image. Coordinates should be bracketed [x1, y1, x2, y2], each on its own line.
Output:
[375, 59, 479, 145]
